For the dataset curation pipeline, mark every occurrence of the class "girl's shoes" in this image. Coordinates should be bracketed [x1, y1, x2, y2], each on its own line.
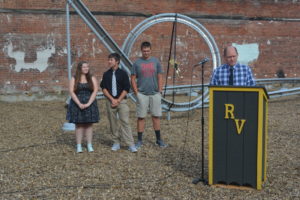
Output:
[87, 143, 94, 152]
[76, 144, 83, 153]
[76, 144, 94, 153]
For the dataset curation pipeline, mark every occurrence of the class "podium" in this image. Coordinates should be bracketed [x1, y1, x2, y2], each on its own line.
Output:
[208, 86, 269, 190]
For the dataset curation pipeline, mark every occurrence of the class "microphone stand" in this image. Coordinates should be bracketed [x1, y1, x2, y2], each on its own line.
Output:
[192, 60, 208, 185]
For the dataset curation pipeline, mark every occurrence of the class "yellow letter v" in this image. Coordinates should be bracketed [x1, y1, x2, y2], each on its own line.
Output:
[234, 119, 246, 134]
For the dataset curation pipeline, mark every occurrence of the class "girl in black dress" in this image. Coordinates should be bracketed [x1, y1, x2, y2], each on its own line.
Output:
[67, 61, 99, 153]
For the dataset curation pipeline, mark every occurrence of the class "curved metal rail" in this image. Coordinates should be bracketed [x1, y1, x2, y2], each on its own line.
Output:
[121, 13, 221, 69]
[121, 13, 221, 111]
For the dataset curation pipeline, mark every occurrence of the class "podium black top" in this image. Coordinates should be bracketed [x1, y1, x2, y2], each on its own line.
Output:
[209, 85, 269, 99]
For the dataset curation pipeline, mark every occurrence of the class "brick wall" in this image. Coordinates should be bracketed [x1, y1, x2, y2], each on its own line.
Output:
[0, 0, 300, 94]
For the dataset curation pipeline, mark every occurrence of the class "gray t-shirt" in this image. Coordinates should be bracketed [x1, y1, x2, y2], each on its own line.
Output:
[131, 57, 163, 95]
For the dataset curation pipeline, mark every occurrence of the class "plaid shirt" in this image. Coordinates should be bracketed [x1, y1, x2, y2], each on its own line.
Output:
[210, 63, 255, 86]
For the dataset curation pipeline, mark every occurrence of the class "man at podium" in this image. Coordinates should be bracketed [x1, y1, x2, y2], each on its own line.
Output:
[208, 47, 268, 189]
[210, 46, 256, 86]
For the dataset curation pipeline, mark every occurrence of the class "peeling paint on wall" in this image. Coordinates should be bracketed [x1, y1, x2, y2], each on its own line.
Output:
[232, 43, 259, 65]
[3, 41, 55, 72]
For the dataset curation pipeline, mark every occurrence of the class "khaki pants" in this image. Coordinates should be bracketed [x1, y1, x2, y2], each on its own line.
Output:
[106, 99, 134, 146]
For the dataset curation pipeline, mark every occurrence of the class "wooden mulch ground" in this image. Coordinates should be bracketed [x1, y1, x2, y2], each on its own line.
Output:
[0, 95, 299, 199]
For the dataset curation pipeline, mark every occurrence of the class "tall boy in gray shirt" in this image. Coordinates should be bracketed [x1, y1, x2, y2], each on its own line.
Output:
[131, 41, 167, 148]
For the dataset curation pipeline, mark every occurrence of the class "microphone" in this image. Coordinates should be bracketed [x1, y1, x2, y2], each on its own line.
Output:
[199, 57, 209, 64]
[194, 58, 210, 67]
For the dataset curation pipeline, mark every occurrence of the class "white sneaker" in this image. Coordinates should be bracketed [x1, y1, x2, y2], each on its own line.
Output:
[87, 143, 94, 152]
[128, 145, 138, 153]
[76, 144, 83, 153]
[111, 143, 120, 151]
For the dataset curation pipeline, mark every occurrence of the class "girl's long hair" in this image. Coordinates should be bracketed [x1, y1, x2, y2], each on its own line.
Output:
[74, 61, 94, 92]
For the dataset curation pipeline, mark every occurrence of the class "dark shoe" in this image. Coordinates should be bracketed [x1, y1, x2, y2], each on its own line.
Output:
[156, 140, 168, 148]
[135, 140, 143, 149]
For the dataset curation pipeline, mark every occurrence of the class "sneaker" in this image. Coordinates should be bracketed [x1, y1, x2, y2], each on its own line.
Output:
[87, 144, 94, 152]
[76, 144, 83, 153]
[135, 140, 143, 149]
[156, 140, 168, 148]
[111, 143, 120, 151]
[128, 145, 138, 153]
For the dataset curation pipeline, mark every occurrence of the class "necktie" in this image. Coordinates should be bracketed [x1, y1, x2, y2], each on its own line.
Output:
[112, 71, 117, 97]
[229, 67, 234, 85]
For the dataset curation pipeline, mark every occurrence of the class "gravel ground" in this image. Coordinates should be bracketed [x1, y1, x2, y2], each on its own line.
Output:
[0, 95, 299, 199]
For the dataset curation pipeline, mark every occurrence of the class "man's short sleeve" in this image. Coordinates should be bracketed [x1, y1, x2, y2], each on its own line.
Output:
[131, 62, 137, 75]
[156, 58, 163, 74]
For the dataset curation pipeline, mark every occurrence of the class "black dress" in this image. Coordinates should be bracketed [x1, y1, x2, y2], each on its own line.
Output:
[67, 83, 100, 124]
